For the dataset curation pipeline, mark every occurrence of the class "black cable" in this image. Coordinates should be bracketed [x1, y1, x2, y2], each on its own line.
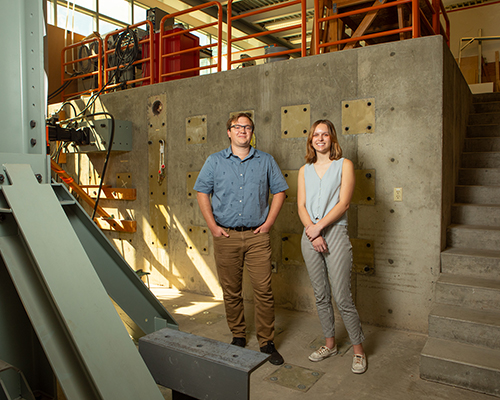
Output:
[77, 28, 140, 117]
[48, 79, 73, 100]
[56, 101, 77, 117]
[86, 112, 115, 221]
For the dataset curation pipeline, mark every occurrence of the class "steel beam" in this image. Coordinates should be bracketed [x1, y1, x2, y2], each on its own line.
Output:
[0, 164, 165, 400]
[140, 328, 269, 400]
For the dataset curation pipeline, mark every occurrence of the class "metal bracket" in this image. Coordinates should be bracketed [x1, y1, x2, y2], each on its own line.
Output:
[341, 99, 375, 135]
[139, 328, 269, 400]
[281, 104, 310, 138]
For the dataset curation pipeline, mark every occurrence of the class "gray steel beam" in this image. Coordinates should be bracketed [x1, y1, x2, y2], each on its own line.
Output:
[0, 164, 165, 400]
[52, 183, 178, 334]
[140, 328, 270, 400]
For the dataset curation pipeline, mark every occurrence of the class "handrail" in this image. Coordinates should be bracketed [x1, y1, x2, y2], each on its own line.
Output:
[227, 0, 307, 69]
[103, 20, 154, 91]
[159, 1, 223, 81]
[314, 0, 450, 53]
[61, 36, 102, 101]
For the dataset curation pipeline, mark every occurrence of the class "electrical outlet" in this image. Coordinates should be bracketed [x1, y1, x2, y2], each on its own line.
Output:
[271, 261, 278, 273]
[394, 187, 403, 202]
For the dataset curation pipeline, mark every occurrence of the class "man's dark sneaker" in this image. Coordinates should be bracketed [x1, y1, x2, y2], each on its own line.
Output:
[260, 341, 284, 365]
[231, 337, 246, 347]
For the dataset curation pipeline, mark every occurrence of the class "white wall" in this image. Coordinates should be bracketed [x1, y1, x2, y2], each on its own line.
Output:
[448, 1, 500, 63]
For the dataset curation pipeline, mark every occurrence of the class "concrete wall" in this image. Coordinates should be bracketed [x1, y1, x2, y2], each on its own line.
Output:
[62, 35, 470, 333]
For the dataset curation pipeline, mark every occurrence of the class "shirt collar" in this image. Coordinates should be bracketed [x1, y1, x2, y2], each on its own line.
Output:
[224, 146, 259, 160]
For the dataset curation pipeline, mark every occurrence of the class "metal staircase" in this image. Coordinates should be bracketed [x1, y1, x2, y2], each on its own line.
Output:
[420, 92, 500, 397]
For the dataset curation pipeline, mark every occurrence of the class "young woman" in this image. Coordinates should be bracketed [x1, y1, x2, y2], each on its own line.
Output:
[297, 119, 367, 374]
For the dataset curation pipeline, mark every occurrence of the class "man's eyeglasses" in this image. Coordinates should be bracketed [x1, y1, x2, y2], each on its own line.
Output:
[230, 124, 253, 132]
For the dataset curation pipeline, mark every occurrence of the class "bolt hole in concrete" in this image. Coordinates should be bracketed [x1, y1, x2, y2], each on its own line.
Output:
[152, 100, 163, 115]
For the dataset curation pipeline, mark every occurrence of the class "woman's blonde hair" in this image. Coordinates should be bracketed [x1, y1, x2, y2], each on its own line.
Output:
[305, 119, 342, 164]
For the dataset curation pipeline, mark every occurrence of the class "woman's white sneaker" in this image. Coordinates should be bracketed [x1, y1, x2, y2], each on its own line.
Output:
[308, 345, 338, 362]
[351, 354, 367, 374]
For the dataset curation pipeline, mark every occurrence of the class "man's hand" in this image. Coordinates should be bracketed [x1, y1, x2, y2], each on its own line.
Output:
[211, 226, 230, 238]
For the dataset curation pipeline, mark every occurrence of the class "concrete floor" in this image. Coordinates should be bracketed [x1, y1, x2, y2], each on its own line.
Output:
[150, 287, 493, 400]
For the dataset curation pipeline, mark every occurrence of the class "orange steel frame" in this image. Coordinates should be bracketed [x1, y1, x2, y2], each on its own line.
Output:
[227, 0, 307, 69]
[159, 2, 223, 81]
[61, 36, 103, 101]
[103, 20, 154, 91]
[313, 0, 450, 54]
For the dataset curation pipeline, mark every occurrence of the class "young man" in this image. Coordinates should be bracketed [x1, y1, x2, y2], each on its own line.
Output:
[194, 113, 288, 365]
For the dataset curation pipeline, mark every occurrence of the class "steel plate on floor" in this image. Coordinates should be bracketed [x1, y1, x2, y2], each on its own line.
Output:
[265, 364, 324, 392]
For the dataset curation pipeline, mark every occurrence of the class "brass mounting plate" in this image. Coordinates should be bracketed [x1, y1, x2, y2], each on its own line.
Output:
[186, 115, 207, 144]
[341, 98, 375, 135]
[186, 171, 199, 199]
[187, 226, 209, 255]
[148, 94, 168, 248]
[281, 104, 310, 138]
[116, 173, 132, 189]
[282, 233, 303, 264]
[350, 238, 374, 275]
[282, 170, 298, 203]
[351, 169, 375, 205]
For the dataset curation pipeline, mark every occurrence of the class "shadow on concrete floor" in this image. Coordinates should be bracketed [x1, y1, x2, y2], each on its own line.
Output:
[150, 287, 493, 400]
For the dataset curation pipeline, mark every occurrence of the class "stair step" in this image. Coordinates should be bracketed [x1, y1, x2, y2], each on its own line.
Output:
[455, 185, 500, 204]
[442, 247, 500, 280]
[452, 203, 500, 226]
[447, 224, 500, 251]
[429, 303, 500, 350]
[467, 124, 500, 138]
[469, 112, 500, 126]
[473, 101, 500, 114]
[458, 168, 500, 185]
[420, 337, 500, 397]
[472, 92, 500, 103]
[464, 137, 500, 152]
[461, 151, 500, 168]
[436, 273, 500, 311]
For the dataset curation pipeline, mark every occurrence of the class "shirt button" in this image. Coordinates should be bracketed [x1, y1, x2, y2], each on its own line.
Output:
[240, 174, 243, 176]
[240, 187, 242, 189]
[239, 200, 242, 202]
[239, 213, 241, 216]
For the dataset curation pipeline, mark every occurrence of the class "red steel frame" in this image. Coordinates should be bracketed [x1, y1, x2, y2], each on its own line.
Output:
[159, 2, 223, 81]
[227, 0, 307, 69]
[61, 36, 103, 101]
[314, 0, 450, 54]
[103, 20, 155, 90]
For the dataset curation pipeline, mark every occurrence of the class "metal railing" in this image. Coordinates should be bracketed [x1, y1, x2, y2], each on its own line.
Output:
[61, 36, 103, 101]
[227, 0, 307, 69]
[313, 0, 450, 54]
[103, 20, 155, 90]
[159, 2, 223, 81]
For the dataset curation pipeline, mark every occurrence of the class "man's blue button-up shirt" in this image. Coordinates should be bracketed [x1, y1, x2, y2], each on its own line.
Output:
[194, 146, 288, 228]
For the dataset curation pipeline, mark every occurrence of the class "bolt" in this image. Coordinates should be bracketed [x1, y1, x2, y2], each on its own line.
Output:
[35, 174, 42, 183]
[30, 120, 36, 128]
[0, 174, 4, 183]
[31, 138, 37, 147]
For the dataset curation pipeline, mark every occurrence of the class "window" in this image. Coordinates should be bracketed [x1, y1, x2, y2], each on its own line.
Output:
[100, 0, 131, 25]
[47, 0, 148, 36]
[57, 4, 94, 35]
